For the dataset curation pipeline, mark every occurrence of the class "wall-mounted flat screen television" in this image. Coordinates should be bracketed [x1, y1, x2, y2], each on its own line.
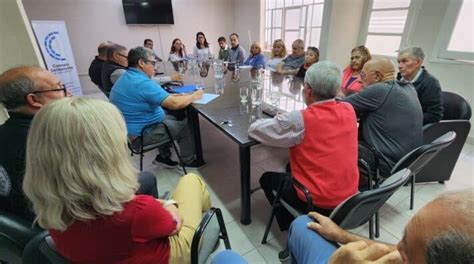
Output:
[122, 0, 174, 24]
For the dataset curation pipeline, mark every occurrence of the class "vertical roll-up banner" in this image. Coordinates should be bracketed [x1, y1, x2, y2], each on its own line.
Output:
[31, 20, 82, 96]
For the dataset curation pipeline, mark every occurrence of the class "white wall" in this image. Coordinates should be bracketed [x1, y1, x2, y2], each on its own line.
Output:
[0, 0, 44, 124]
[232, 0, 263, 51]
[22, 0, 235, 94]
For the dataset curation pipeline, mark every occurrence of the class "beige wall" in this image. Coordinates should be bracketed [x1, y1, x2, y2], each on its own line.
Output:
[0, 0, 44, 124]
[22, 0, 235, 94]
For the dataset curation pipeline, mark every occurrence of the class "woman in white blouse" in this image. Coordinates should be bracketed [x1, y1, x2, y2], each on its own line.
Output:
[193, 32, 213, 60]
[168, 38, 187, 62]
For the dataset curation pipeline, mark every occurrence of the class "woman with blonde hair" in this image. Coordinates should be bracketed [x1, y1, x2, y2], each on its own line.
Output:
[243, 42, 266, 69]
[266, 39, 287, 70]
[341, 45, 372, 95]
[23, 97, 211, 264]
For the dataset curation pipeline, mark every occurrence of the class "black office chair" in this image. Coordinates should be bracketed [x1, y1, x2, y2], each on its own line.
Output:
[416, 92, 471, 184]
[128, 121, 187, 173]
[22, 230, 69, 264]
[441, 91, 472, 120]
[21, 208, 231, 264]
[261, 176, 315, 244]
[0, 210, 43, 264]
[191, 207, 232, 264]
[329, 168, 411, 238]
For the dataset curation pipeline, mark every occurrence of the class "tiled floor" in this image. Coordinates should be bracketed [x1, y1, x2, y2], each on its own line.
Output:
[86, 91, 474, 263]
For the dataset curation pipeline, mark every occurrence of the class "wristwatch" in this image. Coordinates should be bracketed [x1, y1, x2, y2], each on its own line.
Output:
[163, 199, 179, 208]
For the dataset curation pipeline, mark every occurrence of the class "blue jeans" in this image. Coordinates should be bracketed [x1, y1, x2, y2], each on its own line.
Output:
[211, 250, 247, 264]
[288, 216, 338, 264]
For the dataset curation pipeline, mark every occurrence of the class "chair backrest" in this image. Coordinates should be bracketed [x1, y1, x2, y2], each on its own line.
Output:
[417, 121, 470, 183]
[330, 169, 411, 230]
[0, 210, 43, 263]
[22, 230, 69, 264]
[391, 131, 456, 175]
[442, 91, 472, 120]
[191, 207, 231, 264]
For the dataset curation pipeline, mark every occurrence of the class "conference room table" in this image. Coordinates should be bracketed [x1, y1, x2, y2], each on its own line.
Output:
[159, 62, 306, 225]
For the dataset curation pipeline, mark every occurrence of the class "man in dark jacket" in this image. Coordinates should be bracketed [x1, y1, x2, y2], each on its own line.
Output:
[0, 66, 70, 221]
[88, 41, 111, 90]
[101, 43, 128, 97]
[397, 47, 443, 124]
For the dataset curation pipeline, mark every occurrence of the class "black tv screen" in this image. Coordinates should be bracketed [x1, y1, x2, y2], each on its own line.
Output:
[122, 0, 174, 24]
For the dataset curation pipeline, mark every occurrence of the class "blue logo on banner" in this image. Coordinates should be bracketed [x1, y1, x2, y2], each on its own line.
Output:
[44, 31, 66, 61]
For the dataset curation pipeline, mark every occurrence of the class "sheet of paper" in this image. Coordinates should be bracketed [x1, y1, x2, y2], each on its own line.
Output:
[193, 93, 219, 104]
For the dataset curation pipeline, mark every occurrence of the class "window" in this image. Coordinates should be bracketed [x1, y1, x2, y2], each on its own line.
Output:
[359, 0, 417, 57]
[436, 0, 474, 61]
[264, 0, 326, 50]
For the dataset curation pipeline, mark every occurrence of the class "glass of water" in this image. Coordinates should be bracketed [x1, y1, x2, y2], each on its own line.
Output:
[269, 91, 280, 114]
[251, 86, 263, 106]
[240, 86, 248, 103]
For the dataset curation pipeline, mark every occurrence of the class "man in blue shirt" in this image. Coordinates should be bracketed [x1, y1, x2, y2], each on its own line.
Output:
[110, 47, 204, 168]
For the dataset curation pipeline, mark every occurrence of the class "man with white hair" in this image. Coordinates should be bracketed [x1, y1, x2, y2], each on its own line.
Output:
[288, 189, 474, 263]
[249, 61, 359, 261]
[397, 47, 443, 124]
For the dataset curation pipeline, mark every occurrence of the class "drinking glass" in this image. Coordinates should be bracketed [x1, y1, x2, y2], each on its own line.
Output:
[251, 86, 263, 106]
[215, 77, 225, 94]
[240, 86, 248, 103]
[269, 91, 280, 114]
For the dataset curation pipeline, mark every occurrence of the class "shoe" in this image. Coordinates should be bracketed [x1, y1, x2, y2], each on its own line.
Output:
[278, 247, 290, 262]
[153, 155, 178, 168]
[179, 160, 206, 169]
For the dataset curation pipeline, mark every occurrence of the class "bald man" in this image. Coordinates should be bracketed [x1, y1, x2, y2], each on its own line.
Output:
[0, 66, 71, 221]
[0, 66, 158, 223]
[288, 189, 474, 263]
[342, 57, 423, 177]
[88, 41, 112, 90]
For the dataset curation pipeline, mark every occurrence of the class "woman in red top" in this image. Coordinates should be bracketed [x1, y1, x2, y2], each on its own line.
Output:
[341, 45, 371, 96]
[22, 98, 211, 264]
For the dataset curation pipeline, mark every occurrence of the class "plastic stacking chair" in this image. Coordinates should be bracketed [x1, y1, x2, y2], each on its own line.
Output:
[329, 169, 411, 239]
[361, 132, 456, 238]
[191, 207, 232, 264]
[261, 176, 314, 244]
[128, 121, 187, 173]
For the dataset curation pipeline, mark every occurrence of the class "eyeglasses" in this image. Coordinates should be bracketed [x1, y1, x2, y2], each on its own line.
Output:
[31, 84, 67, 95]
[118, 53, 128, 59]
[145, 59, 157, 66]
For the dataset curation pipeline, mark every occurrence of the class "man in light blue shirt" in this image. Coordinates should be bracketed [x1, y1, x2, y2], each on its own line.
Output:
[110, 46, 204, 168]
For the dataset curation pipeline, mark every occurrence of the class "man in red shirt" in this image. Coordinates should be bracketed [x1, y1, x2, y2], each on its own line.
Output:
[249, 61, 359, 261]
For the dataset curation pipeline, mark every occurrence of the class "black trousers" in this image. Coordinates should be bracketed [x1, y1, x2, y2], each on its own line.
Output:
[259, 172, 333, 231]
[137, 171, 159, 198]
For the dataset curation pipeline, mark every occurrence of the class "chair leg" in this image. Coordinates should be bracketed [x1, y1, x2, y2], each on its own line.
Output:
[368, 217, 374, 239]
[140, 153, 144, 172]
[163, 124, 187, 174]
[215, 208, 231, 249]
[410, 175, 415, 210]
[262, 203, 278, 244]
[375, 211, 380, 238]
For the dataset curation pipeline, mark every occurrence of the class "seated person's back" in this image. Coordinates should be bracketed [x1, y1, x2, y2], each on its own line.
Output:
[110, 67, 167, 136]
[343, 57, 423, 176]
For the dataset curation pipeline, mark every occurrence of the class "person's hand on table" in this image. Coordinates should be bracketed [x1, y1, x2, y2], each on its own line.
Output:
[329, 241, 402, 264]
[192, 89, 204, 100]
[170, 74, 183, 82]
